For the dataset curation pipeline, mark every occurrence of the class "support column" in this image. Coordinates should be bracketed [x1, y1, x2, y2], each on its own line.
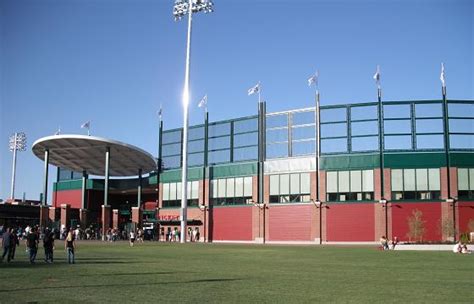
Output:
[39, 205, 49, 228]
[132, 207, 143, 228]
[60, 204, 71, 228]
[81, 170, 87, 209]
[112, 209, 119, 229]
[101, 205, 111, 240]
[137, 169, 142, 209]
[79, 209, 88, 228]
[104, 147, 110, 206]
[43, 149, 49, 205]
[48, 207, 57, 224]
[103, 147, 110, 239]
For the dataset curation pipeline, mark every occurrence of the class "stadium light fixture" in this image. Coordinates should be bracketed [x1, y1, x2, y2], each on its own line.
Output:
[9, 132, 27, 200]
[173, 0, 214, 243]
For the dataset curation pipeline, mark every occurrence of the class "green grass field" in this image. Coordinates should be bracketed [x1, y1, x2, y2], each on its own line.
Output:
[0, 241, 472, 303]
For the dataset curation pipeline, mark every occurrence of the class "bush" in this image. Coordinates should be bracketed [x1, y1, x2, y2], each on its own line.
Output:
[406, 209, 426, 242]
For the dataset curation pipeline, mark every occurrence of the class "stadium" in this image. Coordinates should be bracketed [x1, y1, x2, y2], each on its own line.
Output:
[28, 98, 473, 244]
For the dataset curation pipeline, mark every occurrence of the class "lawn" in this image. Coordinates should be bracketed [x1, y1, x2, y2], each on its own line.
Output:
[0, 241, 472, 303]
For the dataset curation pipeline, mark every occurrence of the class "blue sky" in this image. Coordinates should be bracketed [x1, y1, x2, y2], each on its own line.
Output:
[0, 0, 472, 201]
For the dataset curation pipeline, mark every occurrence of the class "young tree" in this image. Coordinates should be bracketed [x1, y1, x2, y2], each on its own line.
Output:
[406, 209, 426, 242]
[468, 219, 474, 233]
[439, 217, 455, 242]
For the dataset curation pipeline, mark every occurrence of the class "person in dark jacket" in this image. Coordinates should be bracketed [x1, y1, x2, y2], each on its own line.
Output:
[43, 228, 55, 263]
[26, 227, 39, 264]
[1, 228, 12, 262]
[9, 229, 19, 261]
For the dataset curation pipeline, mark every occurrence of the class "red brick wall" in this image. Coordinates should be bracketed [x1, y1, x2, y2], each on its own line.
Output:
[142, 201, 157, 211]
[212, 206, 253, 241]
[53, 190, 82, 208]
[458, 201, 474, 234]
[326, 203, 375, 241]
[391, 202, 442, 242]
[268, 205, 313, 241]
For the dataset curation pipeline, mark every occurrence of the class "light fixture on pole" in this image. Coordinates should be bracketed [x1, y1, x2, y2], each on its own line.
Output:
[173, 0, 214, 243]
[9, 132, 27, 201]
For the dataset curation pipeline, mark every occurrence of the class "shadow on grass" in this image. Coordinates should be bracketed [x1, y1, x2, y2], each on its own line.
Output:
[77, 271, 179, 277]
[0, 259, 142, 268]
[0, 278, 243, 293]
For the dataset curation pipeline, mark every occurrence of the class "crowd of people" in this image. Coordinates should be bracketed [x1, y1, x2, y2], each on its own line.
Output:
[452, 242, 471, 254]
[1, 225, 76, 264]
[379, 236, 399, 250]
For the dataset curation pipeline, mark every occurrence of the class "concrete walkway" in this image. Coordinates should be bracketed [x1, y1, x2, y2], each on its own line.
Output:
[395, 244, 474, 251]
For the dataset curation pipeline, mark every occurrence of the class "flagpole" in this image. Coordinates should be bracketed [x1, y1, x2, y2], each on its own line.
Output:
[315, 87, 322, 244]
[441, 66, 454, 241]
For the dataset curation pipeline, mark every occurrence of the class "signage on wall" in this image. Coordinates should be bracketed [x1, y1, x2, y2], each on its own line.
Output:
[159, 215, 180, 221]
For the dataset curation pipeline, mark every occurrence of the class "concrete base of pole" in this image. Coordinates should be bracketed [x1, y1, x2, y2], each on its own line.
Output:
[60, 204, 71, 228]
[101, 205, 111, 240]
[112, 209, 119, 229]
[48, 207, 57, 224]
[39, 206, 49, 228]
[79, 208, 88, 228]
[131, 207, 143, 228]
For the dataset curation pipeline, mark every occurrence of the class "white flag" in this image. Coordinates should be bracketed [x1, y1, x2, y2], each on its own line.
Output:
[440, 62, 446, 87]
[157, 105, 163, 120]
[247, 83, 260, 96]
[198, 94, 207, 108]
[54, 127, 61, 136]
[308, 71, 319, 87]
[373, 65, 381, 88]
[81, 121, 90, 129]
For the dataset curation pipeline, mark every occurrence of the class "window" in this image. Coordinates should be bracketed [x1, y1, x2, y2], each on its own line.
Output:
[162, 181, 199, 208]
[211, 176, 253, 205]
[391, 168, 440, 200]
[326, 170, 374, 202]
[458, 168, 474, 199]
[269, 173, 311, 204]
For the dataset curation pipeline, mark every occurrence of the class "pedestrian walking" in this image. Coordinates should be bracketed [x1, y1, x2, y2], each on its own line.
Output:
[26, 227, 39, 264]
[43, 228, 55, 263]
[1, 228, 12, 263]
[65, 229, 76, 264]
[9, 229, 19, 261]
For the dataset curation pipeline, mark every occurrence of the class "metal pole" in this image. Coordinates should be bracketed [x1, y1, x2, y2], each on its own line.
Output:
[316, 90, 322, 244]
[377, 87, 388, 237]
[10, 133, 18, 200]
[138, 169, 143, 209]
[442, 86, 455, 241]
[157, 120, 163, 204]
[257, 101, 266, 243]
[104, 147, 110, 206]
[316, 91, 321, 203]
[82, 170, 87, 209]
[203, 111, 209, 242]
[43, 149, 49, 205]
[180, 0, 193, 243]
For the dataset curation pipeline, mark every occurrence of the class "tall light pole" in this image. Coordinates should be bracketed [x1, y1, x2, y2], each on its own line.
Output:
[9, 132, 27, 201]
[173, 0, 214, 243]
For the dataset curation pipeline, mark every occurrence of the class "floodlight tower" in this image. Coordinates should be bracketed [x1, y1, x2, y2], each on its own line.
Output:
[173, 0, 214, 243]
[9, 132, 27, 201]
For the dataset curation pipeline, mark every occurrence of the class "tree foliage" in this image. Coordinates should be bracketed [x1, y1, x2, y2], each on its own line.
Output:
[406, 209, 426, 242]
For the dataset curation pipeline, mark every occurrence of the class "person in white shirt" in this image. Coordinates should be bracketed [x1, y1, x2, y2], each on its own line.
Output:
[452, 242, 462, 253]
[129, 231, 136, 247]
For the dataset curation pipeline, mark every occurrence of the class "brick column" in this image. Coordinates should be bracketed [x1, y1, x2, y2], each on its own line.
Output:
[112, 209, 119, 229]
[48, 207, 57, 224]
[101, 205, 111, 239]
[39, 206, 49, 228]
[199, 179, 210, 242]
[79, 209, 88, 228]
[131, 207, 142, 228]
[60, 204, 70, 228]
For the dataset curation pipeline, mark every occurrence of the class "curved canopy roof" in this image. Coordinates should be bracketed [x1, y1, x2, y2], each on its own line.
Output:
[32, 135, 156, 177]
